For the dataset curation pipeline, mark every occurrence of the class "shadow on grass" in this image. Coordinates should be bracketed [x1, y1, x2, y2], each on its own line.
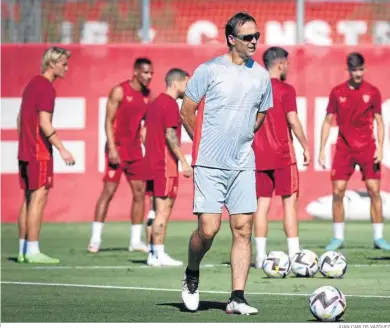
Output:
[157, 301, 226, 312]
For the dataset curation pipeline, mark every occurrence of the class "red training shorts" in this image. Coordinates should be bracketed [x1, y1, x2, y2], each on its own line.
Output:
[256, 164, 299, 198]
[331, 146, 380, 181]
[19, 159, 54, 190]
[146, 173, 179, 199]
[103, 155, 145, 183]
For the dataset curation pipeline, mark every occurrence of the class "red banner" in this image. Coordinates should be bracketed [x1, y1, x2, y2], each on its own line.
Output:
[1, 44, 390, 222]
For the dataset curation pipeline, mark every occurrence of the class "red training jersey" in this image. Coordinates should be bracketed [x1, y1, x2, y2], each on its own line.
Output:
[253, 78, 297, 170]
[326, 80, 381, 150]
[18, 75, 56, 162]
[144, 93, 182, 178]
[108, 81, 150, 162]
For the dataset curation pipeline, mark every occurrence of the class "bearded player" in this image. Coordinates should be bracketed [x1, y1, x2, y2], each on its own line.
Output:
[252, 47, 310, 268]
[319, 52, 390, 251]
[144, 68, 192, 267]
[88, 58, 153, 253]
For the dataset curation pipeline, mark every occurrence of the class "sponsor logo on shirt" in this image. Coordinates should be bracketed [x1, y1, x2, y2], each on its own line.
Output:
[126, 96, 133, 102]
[339, 96, 346, 103]
[363, 94, 370, 103]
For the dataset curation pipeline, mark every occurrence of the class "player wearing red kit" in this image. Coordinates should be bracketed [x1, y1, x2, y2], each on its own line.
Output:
[88, 58, 153, 253]
[143, 68, 192, 267]
[17, 47, 75, 264]
[253, 47, 310, 268]
[319, 52, 390, 251]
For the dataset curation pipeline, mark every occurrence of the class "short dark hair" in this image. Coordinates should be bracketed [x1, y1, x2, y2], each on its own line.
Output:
[165, 68, 189, 87]
[134, 57, 152, 69]
[262, 47, 289, 70]
[347, 52, 365, 70]
[225, 12, 256, 48]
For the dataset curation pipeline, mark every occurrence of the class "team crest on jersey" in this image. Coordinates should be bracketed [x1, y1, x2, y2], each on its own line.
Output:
[339, 97, 346, 103]
[363, 94, 370, 103]
[144, 97, 149, 104]
[108, 170, 116, 178]
[126, 96, 133, 102]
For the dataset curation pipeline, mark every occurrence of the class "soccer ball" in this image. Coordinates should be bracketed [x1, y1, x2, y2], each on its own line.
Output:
[262, 251, 291, 278]
[319, 251, 347, 278]
[291, 249, 319, 277]
[309, 286, 347, 322]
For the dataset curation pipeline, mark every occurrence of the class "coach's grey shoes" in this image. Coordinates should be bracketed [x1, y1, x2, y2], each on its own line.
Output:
[226, 297, 258, 315]
[182, 272, 200, 311]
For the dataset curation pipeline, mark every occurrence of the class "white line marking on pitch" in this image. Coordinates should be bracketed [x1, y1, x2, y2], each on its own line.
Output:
[24, 263, 390, 270]
[1, 281, 390, 299]
[29, 264, 231, 270]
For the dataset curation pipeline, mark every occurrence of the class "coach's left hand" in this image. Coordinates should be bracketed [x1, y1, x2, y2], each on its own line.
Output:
[374, 148, 383, 164]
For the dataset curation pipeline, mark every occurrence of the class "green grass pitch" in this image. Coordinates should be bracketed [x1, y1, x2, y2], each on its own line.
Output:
[1, 221, 390, 322]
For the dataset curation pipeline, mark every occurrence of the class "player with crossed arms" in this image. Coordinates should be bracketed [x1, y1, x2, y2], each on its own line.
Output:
[319, 52, 390, 251]
[180, 12, 272, 315]
[252, 46, 310, 268]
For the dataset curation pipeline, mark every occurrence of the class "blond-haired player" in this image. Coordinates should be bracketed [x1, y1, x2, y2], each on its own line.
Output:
[17, 47, 75, 264]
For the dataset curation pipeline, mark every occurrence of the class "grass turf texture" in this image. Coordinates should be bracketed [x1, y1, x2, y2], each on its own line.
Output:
[1, 221, 390, 322]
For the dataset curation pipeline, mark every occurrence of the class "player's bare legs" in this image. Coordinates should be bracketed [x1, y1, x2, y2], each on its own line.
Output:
[24, 186, 59, 263]
[146, 196, 156, 250]
[94, 182, 119, 222]
[182, 213, 221, 311]
[230, 213, 253, 291]
[254, 197, 271, 268]
[326, 180, 348, 251]
[88, 181, 119, 252]
[148, 197, 182, 266]
[282, 193, 300, 257]
[26, 186, 49, 242]
[366, 179, 390, 250]
[17, 193, 29, 262]
[128, 179, 148, 252]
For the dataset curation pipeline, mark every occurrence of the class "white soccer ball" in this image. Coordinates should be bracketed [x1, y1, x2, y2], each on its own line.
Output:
[319, 251, 347, 278]
[291, 249, 319, 277]
[262, 251, 291, 278]
[309, 286, 347, 322]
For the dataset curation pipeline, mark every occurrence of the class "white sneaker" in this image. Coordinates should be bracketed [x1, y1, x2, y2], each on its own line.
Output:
[156, 252, 183, 267]
[255, 254, 267, 269]
[147, 253, 161, 267]
[182, 272, 199, 311]
[88, 240, 101, 253]
[226, 298, 258, 315]
[129, 242, 149, 253]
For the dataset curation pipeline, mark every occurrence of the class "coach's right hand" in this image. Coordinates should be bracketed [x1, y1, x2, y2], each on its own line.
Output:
[182, 162, 193, 178]
[108, 148, 120, 165]
[318, 151, 326, 169]
[60, 149, 76, 166]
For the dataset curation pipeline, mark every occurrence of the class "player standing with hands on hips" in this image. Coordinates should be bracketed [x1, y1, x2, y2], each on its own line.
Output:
[319, 52, 390, 251]
[17, 47, 75, 264]
[180, 12, 273, 314]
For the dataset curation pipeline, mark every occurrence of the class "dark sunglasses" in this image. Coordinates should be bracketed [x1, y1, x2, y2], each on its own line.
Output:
[233, 32, 260, 42]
